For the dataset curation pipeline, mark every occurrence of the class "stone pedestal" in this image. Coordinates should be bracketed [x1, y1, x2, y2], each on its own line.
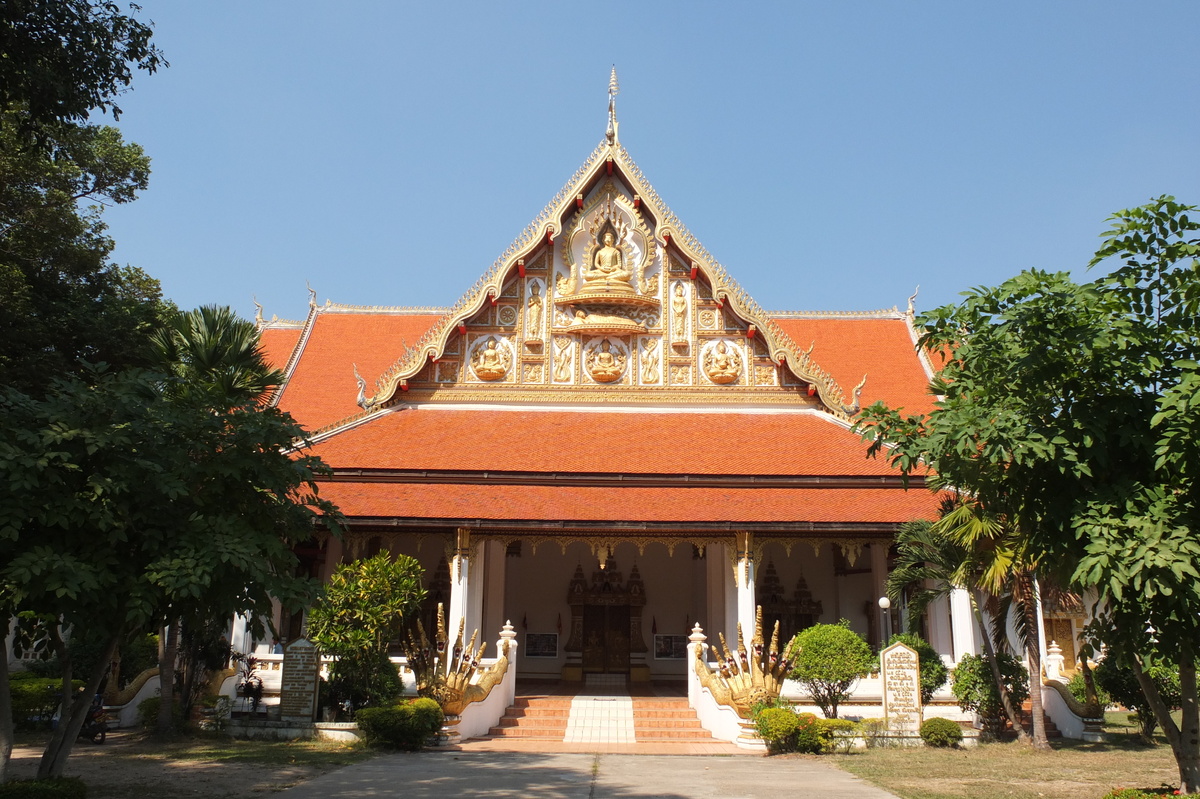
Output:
[279, 638, 320, 723]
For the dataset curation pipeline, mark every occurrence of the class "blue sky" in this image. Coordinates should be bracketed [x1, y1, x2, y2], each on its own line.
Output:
[101, 2, 1199, 324]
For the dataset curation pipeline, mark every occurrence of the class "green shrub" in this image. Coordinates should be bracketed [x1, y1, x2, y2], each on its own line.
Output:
[793, 712, 823, 753]
[816, 717, 859, 753]
[1101, 788, 1200, 798]
[1094, 658, 1181, 744]
[886, 633, 949, 704]
[919, 717, 963, 747]
[787, 620, 874, 719]
[8, 673, 84, 730]
[135, 695, 183, 729]
[950, 652, 1028, 739]
[355, 699, 444, 750]
[0, 777, 87, 798]
[754, 707, 799, 753]
[1067, 672, 1110, 709]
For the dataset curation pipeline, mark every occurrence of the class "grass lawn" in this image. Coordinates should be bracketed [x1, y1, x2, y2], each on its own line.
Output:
[8, 731, 372, 798]
[828, 721, 1186, 799]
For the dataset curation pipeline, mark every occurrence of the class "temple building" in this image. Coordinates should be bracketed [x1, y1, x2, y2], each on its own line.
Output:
[253, 76, 988, 685]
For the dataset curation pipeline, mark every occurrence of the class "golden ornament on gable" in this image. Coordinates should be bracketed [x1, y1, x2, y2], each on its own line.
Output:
[497, 305, 518, 326]
[584, 337, 627, 383]
[703, 340, 742, 385]
[470, 336, 512, 381]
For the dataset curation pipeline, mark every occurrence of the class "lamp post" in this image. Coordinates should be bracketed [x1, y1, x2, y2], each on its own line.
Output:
[878, 596, 893, 643]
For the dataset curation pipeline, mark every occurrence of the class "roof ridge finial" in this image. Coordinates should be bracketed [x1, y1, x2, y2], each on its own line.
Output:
[606, 66, 620, 145]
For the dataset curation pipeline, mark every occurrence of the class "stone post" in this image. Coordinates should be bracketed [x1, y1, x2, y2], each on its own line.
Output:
[881, 641, 922, 733]
[447, 527, 471, 642]
[279, 638, 320, 723]
[734, 531, 756, 644]
[686, 623, 707, 708]
[499, 620, 519, 709]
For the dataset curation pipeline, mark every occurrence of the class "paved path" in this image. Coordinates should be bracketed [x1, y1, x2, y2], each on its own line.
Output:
[277, 752, 902, 798]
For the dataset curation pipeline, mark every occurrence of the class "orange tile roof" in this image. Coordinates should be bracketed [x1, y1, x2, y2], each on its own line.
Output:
[770, 317, 935, 415]
[312, 408, 899, 477]
[317, 480, 942, 524]
[274, 312, 440, 431]
[259, 326, 302, 372]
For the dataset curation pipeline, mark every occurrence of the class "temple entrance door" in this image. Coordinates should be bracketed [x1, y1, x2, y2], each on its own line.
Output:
[582, 605, 631, 674]
[563, 556, 648, 681]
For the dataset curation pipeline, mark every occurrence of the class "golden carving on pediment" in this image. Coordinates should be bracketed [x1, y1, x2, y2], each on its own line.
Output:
[639, 337, 660, 384]
[703, 340, 742, 385]
[670, 282, 689, 344]
[584, 337, 627, 384]
[669, 364, 692, 385]
[498, 305, 518, 326]
[471, 336, 511, 381]
[552, 336, 574, 383]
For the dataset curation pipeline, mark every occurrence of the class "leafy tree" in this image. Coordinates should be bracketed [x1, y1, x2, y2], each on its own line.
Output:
[1094, 658, 1182, 744]
[0, 0, 165, 136]
[886, 632, 948, 707]
[859, 197, 1200, 787]
[0, 114, 167, 396]
[951, 652, 1030, 739]
[0, 366, 339, 778]
[307, 554, 427, 710]
[786, 620, 874, 719]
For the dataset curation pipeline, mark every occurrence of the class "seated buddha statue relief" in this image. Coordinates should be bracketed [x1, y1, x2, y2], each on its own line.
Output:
[586, 338, 625, 383]
[473, 337, 508, 381]
[582, 230, 634, 292]
[705, 341, 740, 385]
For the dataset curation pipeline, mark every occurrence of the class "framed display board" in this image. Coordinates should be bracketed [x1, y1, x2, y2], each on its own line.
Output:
[525, 633, 559, 658]
[654, 634, 688, 660]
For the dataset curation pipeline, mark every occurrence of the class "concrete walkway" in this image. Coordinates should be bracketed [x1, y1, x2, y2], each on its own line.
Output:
[277, 752, 902, 798]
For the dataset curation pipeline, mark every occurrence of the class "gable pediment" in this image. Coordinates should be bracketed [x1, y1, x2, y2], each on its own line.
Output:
[361, 142, 865, 418]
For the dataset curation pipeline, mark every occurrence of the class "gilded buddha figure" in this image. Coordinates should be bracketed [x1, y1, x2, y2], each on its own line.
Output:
[586, 338, 625, 383]
[583, 230, 633, 290]
[473, 337, 508, 380]
[705, 340, 740, 384]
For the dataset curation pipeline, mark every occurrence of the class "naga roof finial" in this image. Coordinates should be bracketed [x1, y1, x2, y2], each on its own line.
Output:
[606, 66, 620, 145]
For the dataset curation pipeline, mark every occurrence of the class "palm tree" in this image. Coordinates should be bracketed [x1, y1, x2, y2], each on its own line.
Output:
[146, 305, 285, 733]
[936, 500, 1054, 751]
[150, 305, 284, 407]
[887, 518, 1032, 743]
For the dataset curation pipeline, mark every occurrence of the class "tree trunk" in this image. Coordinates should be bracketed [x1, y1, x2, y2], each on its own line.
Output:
[36, 625, 73, 779]
[1025, 639, 1051, 750]
[971, 589, 1029, 741]
[157, 621, 179, 735]
[1175, 655, 1199, 794]
[0, 629, 14, 784]
[38, 634, 119, 779]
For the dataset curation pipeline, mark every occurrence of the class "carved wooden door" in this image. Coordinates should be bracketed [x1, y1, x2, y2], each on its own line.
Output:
[582, 605, 631, 673]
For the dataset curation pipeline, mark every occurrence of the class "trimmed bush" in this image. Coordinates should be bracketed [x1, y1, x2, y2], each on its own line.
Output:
[0, 777, 87, 798]
[919, 717, 963, 747]
[754, 707, 799, 753]
[8, 673, 84, 730]
[950, 652, 1028, 739]
[816, 717, 859, 753]
[793, 712, 823, 754]
[356, 699, 444, 750]
[786, 621, 874, 719]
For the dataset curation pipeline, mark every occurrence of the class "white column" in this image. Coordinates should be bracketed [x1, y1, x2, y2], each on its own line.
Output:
[870, 542, 890, 645]
[926, 593, 954, 665]
[466, 542, 485, 638]
[734, 531, 756, 645]
[447, 527, 471, 644]
[480, 540, 507, 644]
[949, 587, 978, 662]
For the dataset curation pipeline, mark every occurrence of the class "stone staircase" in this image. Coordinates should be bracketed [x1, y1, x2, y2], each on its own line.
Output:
[631, 697, 720, 742]
[484, 694, 719, 743]
[1018, 699, 1063, 739]
[487, 696, 571, 739]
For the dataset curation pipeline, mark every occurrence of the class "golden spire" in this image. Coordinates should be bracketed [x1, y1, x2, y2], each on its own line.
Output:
[606, 66, 620, 145]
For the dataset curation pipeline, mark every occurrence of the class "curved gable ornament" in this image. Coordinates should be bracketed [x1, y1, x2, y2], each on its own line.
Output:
[358, 139, 866, 421]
